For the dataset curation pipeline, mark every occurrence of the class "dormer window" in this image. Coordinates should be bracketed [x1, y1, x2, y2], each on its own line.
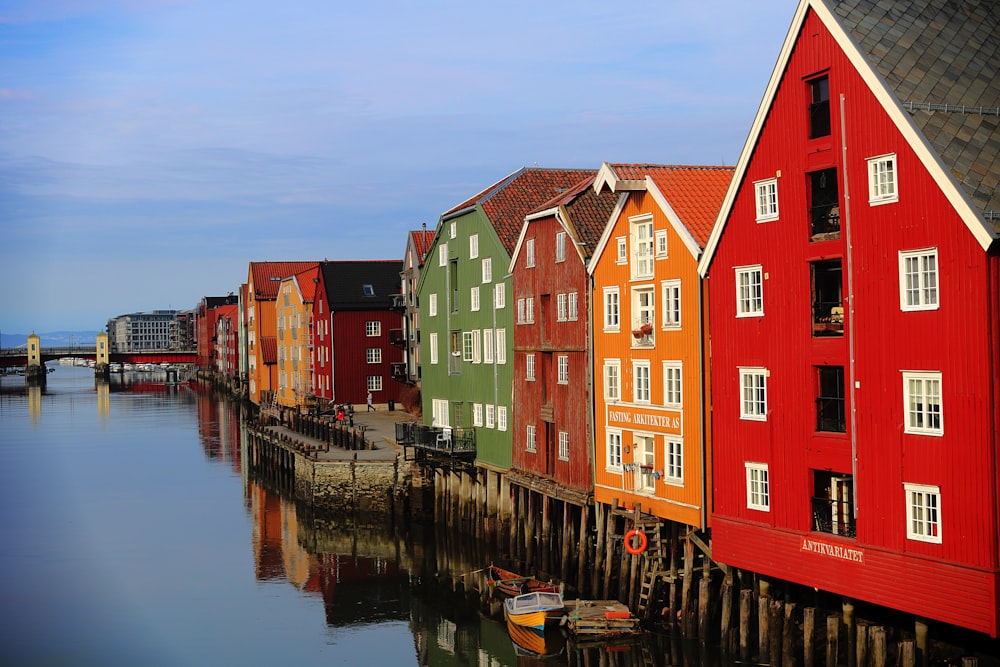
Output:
[362, 284, 375, 297]
[809, 75, 830, 139]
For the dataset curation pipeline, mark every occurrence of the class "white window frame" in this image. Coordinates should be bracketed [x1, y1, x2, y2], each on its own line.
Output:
[367, 375, 382, 392]
[555, 231, 567, 262]
[557, 355, 569, 384]
[898, 248, 939, 311]
[665, 438, 683, 484]
[483, 329, 494, 364]
[439, 243, 448, 267]
[428, 293, 437, 317]
[867, 153, 898, 205]
[905, 483, 941, 543]
[431, 398, 449, 427]
[449, 221, 457, 238]
[603, 287, 620, 331]
[635, 435, 656, 493]
[472, 330, 481, 363]
[903, 371, 943, 436]
[526, 353, 535, 381]
[630, 214, 655, 279]
[557, 293, 567, 321]
[469, 233, 479, 259]
[526, 424, 536, 452]
[662, 279, 681, 329]
[604, 360, 621, 402]
[494, 283, 505, 309]
[663, 361, 682, 408]
[607, 430, 623, 469]
[632, 285, 655, 334]
[616, 237, 627, 264]
[366, 321, 381, 337]
[655, 229, 668, 259]
[754, 178, 779, 222]
[525, 298, 534, 324]
[517, 298, 525, 324]
[568, 292, 578, 321]
[462, 331, 474, 362]
[366, 348, 381, 364]
[735, 265, 764, 317]
[633, 360, 651, 404]
[558, 431, 569, 461]
[482, 257, 492, 284]
[746, 462, 770, 511]
[472, 403, 483, 427]
[495, 328, 506, 364]
[486, 404, 495, 429]
[497, 405, 507, 432]
[429, 332, 438, 365]
[525, 239, 535, 268]
[739, 367, 767, 421]
[470, 286, 480, 312]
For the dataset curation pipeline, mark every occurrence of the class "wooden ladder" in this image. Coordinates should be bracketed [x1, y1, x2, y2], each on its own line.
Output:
[635, 517, 667, 619]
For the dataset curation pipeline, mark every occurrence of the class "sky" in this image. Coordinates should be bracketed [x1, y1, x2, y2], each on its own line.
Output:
[0, 0, 797, 334]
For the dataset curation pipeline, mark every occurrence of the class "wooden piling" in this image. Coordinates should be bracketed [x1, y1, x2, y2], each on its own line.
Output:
[682, 532, 697, 636]
[871, 626, 886, 667]
[804, 607, 815, 667]
[898, 639, 915, 667]
[720, 568, 734, 654]
[782, 602, 797, 667]
[593, 501, 606, 599]
[915, 618, 928, 667]
[857, 622, 869, 667]
[827, 614, 840, 667]
[698, 572, 711, 642]
[769, 598, 783, 667]
[740, 588, 753, 663]
[759, 594, 770, 662]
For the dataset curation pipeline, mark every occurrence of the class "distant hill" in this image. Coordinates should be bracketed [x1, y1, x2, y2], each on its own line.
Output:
[1, 331, 102, 349]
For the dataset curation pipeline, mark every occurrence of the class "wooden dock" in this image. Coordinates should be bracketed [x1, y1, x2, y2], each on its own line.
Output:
[563, 599, 641, 638]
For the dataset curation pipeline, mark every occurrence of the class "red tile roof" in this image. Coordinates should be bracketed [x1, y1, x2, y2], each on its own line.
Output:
[249, 261, 319, 301]
[530, 174, 618, 255]
[260, 336, 277, 365]
[610, 164, 734, 246]
[409, 229, 436, 267]
[292, 266, 321, 303]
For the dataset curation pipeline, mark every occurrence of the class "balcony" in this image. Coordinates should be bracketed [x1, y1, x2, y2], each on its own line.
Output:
[391, 362, 407, 381]
[811, 496, 855, 538]
[390, 294, 407, 311]
[395, 423, 476, 458]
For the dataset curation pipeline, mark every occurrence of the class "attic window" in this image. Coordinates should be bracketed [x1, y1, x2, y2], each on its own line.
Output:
[363, 284, 375, 297]
[809, 75, 831, 139]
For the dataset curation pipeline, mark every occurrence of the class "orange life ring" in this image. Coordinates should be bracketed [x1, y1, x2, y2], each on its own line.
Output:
[624, 528, 647, 555]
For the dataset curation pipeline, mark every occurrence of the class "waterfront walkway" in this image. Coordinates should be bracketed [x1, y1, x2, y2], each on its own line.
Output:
[263, 403, 419, 462]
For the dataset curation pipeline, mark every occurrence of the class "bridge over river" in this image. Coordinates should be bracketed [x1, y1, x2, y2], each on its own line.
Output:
[0, 345, 196, 369]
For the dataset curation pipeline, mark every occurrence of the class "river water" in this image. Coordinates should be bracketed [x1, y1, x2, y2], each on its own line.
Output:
[2, 365, 706, 666]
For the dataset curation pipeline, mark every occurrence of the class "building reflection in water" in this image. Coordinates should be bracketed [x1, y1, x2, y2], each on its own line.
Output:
[28, 385, 41, 424]
[96, 380, 109, 423]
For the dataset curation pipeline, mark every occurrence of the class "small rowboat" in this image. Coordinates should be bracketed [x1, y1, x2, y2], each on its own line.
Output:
[503, 590, 565, 635]
[487, 563, 560, 598]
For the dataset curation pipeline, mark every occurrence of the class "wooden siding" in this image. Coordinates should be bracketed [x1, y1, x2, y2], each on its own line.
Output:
[512, 214, 593, 492]
[330, 309, 402, 407]
[706, 10, 999, 636]
[591, 189, 710, 529]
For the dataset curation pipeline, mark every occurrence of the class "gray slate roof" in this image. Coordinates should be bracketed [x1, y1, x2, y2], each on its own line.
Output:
[826, 0, 1000, 229]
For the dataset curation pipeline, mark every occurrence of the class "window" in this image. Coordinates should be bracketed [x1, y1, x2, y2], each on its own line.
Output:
[449, 332, 461, 374]
[495, 329, 506, 364]
[616, 237, 627, 263]
[486, 404, 495, 428]
[517, 298, 525, 324]
[431, 398, 449, 427]
[630, 215, 655, 279]
[558, 431, 569, 460]
[813, 471, 855, 537]
[482, 257, 492, 284]
[525, 298, 534, 324]
[666, 439, 683, 483]
[557, 355, 569, 384]
[662, 280, 681, 328]
[557, 293, 567, 321]
[483, 329, 494, 364]
[469, 233, 479, 258]
[746, 462, 770, 511]
[526, 424, 536, 452]
[498, 406, 507, 431]
[740, 367, 767, 420]
[905, 483, 941, 543]
[816, 366, 846, 432]
[366, 348, 381, 364]
[904, 371, 942, 435]
[809, 75, 830, 139]
[735, 265, 763, 317]
[812, 260, 843, 336]
[439, 243, 448, 267]
[899, 248, 938, 311]
[366, 321, 381, 337]
[663, 361, 682, 408]
[462, 331, 474, 361]
[868, 154, 897, 204]
[754, 178, 779, 222]
[604, 360, 620, 401]
[632, 286, 655, 341]
[556, 231, 567, 262]
[473, 403, 483, 427]
[568, 292, 578, 321]
[470, 286, 480, 312]
[603, 288, 620, 330]
[428, 293, 438, 317]
[809, 168, 840, 238]
[429, 332, 438, 364]
[367, 375, 382, 392]
[607, 430, 622, 469]
[494, 283, 505, 309]
[635, 436, 655, 493]
[633, 361, 651, 403]
[655, 229, 668, 259]
[472, 330, 481, 363]
[526, 353, 535, 381]
[526, 239, 535, 267]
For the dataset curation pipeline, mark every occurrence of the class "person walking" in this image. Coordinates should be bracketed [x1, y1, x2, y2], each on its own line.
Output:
[367, 391, 374, 412]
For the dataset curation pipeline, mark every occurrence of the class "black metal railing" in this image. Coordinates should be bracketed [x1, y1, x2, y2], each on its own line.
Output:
[811, 497, 855, 538]
[395, 422, 476, 456]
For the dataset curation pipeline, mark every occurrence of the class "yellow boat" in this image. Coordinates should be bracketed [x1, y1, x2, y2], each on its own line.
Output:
[503, 591, 564, 635]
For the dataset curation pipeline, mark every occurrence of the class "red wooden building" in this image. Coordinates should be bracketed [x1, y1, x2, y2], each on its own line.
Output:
[195, 294, 238, 369]
[509, 174, 617, 497]
[313, 260, 405, 408]
[699, 0, 1000, 636]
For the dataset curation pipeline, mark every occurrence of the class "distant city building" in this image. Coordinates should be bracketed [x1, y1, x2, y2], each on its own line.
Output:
[106, 309, 187, 352]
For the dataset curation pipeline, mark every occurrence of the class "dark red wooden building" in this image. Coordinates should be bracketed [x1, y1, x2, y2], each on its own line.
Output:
[699, 0, 1000, 636]
[313, 260, 404, 408]
[195, 294, 238, 369]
